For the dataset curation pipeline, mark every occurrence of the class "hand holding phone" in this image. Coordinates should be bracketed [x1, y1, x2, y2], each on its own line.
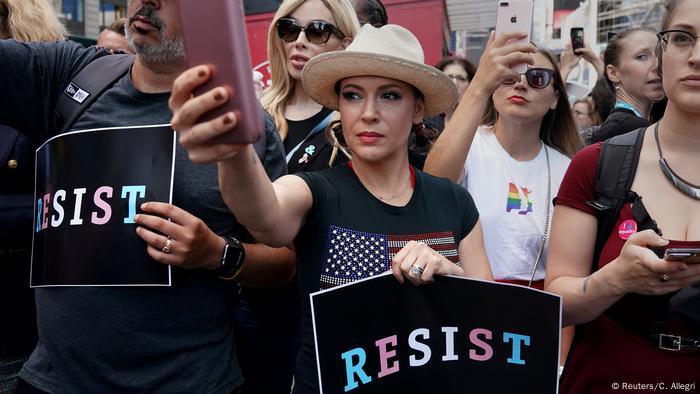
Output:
[179, 0, 262, 144]
[571, 27, 584, 52]
[664, 248, 700, 264]
[495, 0, 534, 74]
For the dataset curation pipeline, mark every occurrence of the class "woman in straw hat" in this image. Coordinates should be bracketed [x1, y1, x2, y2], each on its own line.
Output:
[236, 1, 358, 390]
[170, 23, 493, 391]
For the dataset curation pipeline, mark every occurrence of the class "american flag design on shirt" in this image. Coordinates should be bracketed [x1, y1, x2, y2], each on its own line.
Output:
[320, 225, 460, 289]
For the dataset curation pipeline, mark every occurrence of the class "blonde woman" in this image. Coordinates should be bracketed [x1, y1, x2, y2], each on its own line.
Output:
[235, 1, 360, 392]
[0, 0, 64, 391]
[261, 0, 359, 173]
[0, 0, 65, 41]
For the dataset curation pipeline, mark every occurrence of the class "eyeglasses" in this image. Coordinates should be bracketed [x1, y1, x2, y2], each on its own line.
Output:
[276, 17, 345, 45]
[446, 74, 469, 83]
[501, 68, 555, 89]
[658, 30, 700, 57]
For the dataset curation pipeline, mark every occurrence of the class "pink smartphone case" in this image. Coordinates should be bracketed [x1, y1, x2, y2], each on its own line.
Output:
[179, 0, 262, 144]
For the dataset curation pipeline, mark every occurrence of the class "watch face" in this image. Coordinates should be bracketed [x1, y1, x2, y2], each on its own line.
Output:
[219, 238, 244, 276]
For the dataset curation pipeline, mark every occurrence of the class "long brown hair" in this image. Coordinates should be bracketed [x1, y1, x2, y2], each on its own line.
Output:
[480, 48, 581, 157]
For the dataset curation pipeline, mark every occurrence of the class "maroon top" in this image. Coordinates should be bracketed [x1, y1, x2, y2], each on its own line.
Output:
[555, 143, 700, 393]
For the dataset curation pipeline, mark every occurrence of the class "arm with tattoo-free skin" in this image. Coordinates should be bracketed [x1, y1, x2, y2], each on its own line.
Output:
[559, 43, 604, 82]
[169, 65, 312, 247]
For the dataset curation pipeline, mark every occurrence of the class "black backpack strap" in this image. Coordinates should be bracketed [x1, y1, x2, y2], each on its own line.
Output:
[54, 54, 134, 134]
[586, 127, 646, 271]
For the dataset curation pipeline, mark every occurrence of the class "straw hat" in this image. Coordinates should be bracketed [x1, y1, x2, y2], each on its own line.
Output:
[301, 24, 458, 117]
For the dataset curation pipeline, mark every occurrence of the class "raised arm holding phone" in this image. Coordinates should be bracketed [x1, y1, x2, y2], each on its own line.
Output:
[171, 24, 493, 392]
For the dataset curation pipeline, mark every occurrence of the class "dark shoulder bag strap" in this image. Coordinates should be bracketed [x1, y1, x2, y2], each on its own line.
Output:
[586, 127, 646, 271]
[54, 54, 135, 135]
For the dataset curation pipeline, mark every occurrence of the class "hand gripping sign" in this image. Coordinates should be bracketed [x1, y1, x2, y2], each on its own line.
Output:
[311, 273, 561, 393]
[31, 125, 175, 287]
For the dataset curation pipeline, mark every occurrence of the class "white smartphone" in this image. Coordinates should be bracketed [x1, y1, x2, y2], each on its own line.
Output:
[495, 0, 534, 74]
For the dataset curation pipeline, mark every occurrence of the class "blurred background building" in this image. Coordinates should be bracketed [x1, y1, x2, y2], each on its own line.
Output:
[53, 0, 664, 92]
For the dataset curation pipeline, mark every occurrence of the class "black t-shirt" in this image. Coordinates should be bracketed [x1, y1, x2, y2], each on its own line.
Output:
[283, 107, 333, 154]
[591, 108, 649, 143]
[284, 107, 348, 174]
[292, 164, 479, 393]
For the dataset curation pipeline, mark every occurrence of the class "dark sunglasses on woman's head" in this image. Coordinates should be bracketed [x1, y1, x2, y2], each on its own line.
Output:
[276, 17, 345, 44]
[501, 68, 555, 89]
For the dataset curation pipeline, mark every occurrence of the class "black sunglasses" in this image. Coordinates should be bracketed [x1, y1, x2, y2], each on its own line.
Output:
[276, 17, 345, 45]
[502, 68, 555, 89]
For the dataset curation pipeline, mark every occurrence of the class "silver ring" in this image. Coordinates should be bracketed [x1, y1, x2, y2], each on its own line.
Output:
[410, 265, 424, 276]
[162, 238, 173, 254]
[659, 273, 671, 283]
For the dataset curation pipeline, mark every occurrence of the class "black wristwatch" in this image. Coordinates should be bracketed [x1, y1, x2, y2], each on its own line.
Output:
[217, 235, 246, 279]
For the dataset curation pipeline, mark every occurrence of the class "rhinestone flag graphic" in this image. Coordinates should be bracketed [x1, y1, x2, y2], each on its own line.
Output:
[320, 225, 460, 289]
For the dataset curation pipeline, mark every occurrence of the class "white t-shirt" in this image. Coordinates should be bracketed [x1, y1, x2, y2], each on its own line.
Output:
[458, 127, 571, 281]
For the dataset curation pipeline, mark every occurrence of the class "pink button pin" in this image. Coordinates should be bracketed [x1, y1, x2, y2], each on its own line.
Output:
[618, 220, 637, 240]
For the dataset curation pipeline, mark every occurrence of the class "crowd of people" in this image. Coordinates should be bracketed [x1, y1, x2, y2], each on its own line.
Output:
[1, 0, 699, 393]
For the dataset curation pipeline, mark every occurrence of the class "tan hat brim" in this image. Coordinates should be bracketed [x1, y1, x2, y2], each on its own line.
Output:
[301, 51, 459, 117]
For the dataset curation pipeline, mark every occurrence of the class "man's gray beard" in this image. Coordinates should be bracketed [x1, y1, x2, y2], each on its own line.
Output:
[125, 26, 185, 66]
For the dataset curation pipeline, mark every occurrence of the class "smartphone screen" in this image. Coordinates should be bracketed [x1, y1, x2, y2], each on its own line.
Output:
[571, 27, 584, 51]
[179, 0, 262, 144]
[664, 248, 700, 263]
[495, 0, 534, 74]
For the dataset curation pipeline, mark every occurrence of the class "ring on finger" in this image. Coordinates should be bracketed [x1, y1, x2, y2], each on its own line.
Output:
[410, 265, 424, 276]
[659, 273, 671, 283]
[162, 237, 173, 254]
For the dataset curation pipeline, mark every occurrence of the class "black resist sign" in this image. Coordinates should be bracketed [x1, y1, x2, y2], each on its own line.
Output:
[311, 274, 561, 393]
[31, 125, 175, 287]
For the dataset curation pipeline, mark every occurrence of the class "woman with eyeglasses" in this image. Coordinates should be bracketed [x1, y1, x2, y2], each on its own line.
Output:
[590, 28, 666, 144]
[425, 33, 580, 290]
[409, 56, 477, 170]
[545, 1, 700, 391]
[424, 56, 477, 134]
[235, 1, 359, 392]
[572, 97, 599, 131]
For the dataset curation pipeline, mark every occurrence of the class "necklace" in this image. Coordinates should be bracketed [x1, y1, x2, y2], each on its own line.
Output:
[373, 179, 411, 201]
[350, 163, 415, 201]
[654, 123, 700, 200]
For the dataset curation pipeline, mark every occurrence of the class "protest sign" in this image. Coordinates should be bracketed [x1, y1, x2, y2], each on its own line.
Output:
[311, 273, 561, 393]
[31, 125, 175, 287]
